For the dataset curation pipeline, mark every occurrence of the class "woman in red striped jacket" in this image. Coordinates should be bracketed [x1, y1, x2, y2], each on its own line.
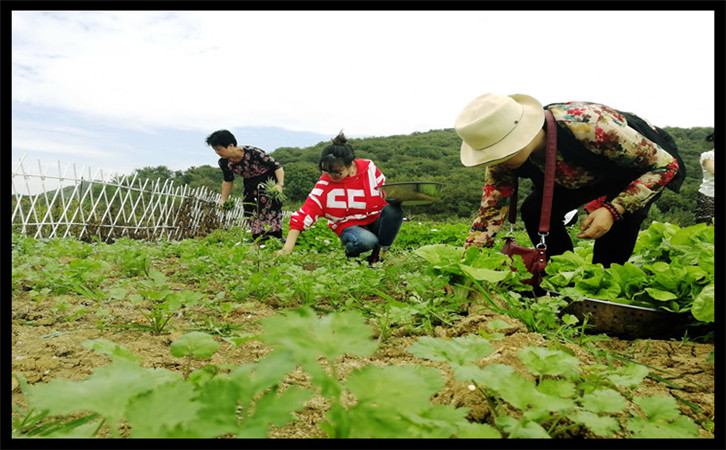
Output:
[277, 132, 403, 265]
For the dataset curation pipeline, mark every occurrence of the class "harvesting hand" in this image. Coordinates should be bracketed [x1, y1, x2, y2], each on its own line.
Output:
[577, 207, 615, 240]
[275, 229, 300, 257]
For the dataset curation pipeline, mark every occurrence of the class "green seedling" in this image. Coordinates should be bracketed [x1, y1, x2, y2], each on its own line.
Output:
[117, 249, 149, 277]
[408, 337, 700, 439]
[170, 332, 220, 380]
[50, 297, 89, 323]
[125, 270, 204, 334]
[17, 336, 310, 438]
[260, 307, 496, 438]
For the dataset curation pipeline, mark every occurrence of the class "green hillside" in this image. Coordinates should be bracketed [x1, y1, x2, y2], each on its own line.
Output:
[134, 126, 714, 228]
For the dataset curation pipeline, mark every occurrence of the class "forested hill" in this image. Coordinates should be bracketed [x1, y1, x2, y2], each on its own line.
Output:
[270, 129, 479, 217]
[134, 126, 714, 226]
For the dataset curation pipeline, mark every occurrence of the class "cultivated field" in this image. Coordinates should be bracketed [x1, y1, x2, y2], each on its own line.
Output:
[10, 220, 716, 440]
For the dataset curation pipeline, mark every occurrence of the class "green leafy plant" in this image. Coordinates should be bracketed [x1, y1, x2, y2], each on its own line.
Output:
[352, 288, 465, 340]
[50, 297, 90, 323]
[170, 332, 220, 380]
[469, 283, 576, 337]
[414, 243, 531, 300]
[260, 178, 287, 203]
[408, 337, 700, 438]
[124, 270, 204, 334]
[15, 332, 310, 438]
[117, 249, 149, 277]
[541, 222, 714, 322]
[393, 220, 470, 249]
[259, 307, 496, 438]
[626, 395, 704, 438]
[218, 199, 236, 211]
[61, 258, 110, 301]
[14, 308, 497, 439]
[186, 316, 245, 337]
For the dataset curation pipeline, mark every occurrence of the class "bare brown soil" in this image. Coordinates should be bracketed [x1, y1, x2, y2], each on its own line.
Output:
[11, 275, 716, 440]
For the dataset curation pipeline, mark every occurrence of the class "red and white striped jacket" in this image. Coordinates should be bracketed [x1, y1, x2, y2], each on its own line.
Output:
[289, 159, 388, 236]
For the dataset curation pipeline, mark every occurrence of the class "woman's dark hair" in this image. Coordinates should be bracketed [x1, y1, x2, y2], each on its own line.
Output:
[318, 131, 355, 172]
[206, 130, 237, 148]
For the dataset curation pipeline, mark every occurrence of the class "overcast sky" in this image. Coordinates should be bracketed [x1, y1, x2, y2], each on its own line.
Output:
[10, 9, 717, 186]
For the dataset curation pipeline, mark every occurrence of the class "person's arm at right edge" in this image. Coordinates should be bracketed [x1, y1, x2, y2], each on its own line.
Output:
[703, 157, 715, 176]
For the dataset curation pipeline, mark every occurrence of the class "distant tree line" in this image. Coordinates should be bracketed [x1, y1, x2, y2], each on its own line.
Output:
[133, 126, 714, 229]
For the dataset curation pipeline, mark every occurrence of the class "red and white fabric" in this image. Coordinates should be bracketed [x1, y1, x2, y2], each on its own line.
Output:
[289, 159, 388, 236]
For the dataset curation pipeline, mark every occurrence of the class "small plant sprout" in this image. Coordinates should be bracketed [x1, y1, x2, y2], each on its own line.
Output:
[219, 199, 235, 211]
[260, 178, 287, 203]
[170, 332, 220, 380]
[126, 270, 205, 334]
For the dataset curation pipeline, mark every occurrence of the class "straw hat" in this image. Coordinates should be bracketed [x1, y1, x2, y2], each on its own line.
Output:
[455, 93, 545, 167]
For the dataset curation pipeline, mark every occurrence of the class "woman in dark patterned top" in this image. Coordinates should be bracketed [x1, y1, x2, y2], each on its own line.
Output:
[454, 93, 683, 268]
[206, 129, 286, 243]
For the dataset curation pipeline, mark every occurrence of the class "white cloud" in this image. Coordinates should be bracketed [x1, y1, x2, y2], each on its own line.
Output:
[12, 119, 116, 158]
[11, 9, 716, 141]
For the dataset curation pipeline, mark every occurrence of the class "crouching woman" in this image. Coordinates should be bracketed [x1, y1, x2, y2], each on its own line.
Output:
[277, 132, 403, 264]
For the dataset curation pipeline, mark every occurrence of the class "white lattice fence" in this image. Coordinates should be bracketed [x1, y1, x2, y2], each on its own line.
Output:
[12, 157, 249, 242]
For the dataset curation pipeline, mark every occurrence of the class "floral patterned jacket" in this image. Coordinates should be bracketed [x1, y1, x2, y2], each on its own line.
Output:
[219, 146, 281, 182]
[465, 102, 679, 249]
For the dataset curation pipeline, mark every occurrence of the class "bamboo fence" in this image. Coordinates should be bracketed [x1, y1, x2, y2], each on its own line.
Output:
[11, 157, 255, 243]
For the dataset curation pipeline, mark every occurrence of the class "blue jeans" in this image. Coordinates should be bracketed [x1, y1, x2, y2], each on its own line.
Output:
[339, 203, 404, 257]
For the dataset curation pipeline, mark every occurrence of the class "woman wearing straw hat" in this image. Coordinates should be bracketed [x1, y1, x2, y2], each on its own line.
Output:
[454, 93, 683, 267]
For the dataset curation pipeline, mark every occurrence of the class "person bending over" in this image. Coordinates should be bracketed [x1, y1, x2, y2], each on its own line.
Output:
[454, 93, 684, 268]
[206, 129, 285, 243]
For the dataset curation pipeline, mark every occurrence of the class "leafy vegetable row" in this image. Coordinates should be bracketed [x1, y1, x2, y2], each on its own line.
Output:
[541, 222, 714, 321]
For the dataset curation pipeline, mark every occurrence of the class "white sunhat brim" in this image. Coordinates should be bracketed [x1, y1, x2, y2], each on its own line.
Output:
[459, 94, 545, 167]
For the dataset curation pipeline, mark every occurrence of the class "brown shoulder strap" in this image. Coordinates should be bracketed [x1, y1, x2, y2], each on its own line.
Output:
[508, 110, 557, 231]
[538, 110, 557, 233]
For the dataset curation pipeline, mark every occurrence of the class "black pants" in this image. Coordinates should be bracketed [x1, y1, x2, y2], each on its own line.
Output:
[520, 183, 656, 268]
[695, 192, 714, 225]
